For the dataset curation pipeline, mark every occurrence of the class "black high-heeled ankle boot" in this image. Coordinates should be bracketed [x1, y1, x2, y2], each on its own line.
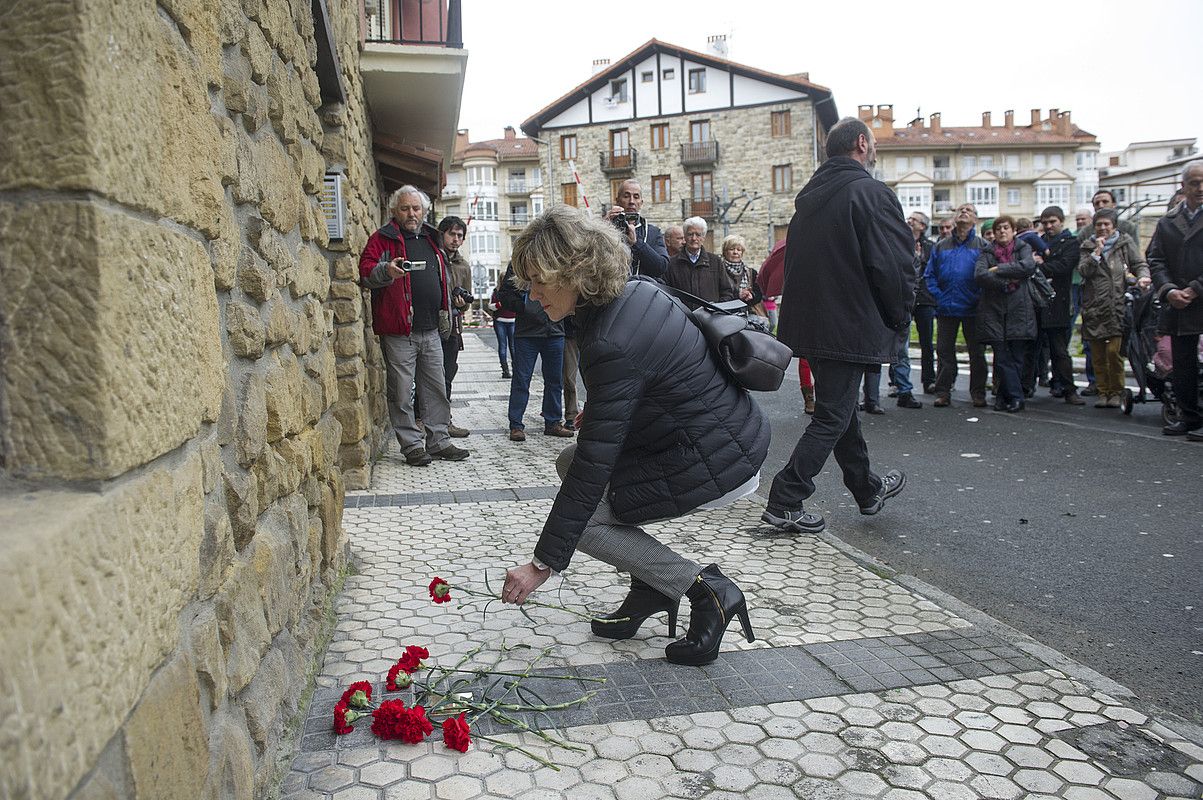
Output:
[590, 576, 679, 640]
[664, 564, 755, 666]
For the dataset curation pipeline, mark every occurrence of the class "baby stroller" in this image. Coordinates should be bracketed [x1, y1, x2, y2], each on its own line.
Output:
[1119, 288, 1203, 424]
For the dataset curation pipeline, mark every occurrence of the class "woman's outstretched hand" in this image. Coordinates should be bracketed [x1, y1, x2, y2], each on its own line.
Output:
[503, 562, 551, 605]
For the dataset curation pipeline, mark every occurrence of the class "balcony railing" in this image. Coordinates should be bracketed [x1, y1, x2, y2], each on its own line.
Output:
[443, 184, 463, 197]
[600, 148, 637, 173]
[506, 179, 535, 194]
[680, 140, 719, 168]
[681, 197, 715, 219]
[932, 168, 953, 181]
[933, 201, 954, 214]
[366, 0, 463, 47]
[507, 214, 530, 227]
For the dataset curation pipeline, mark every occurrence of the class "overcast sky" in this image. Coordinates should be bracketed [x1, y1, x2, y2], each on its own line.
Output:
[456, 0, 1199, 156]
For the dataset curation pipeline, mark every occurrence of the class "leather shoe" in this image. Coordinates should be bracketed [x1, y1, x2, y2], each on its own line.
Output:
[591, 577, 679, 640]
[544, 423, 575, 437]
[509, 429, 526, 442]
[447, 423, 471, 438]
[430, 444, 469, 461]
[1163, 420, 1201, 436]
[405, 449, 433, 467]
[863, 402, 885, 415]
[664, 565, 755, 666]
[971, 395, 988, 408]
[1065, 392, 1085, 405]
[933, 394, 951, 407]
[1082, 384, 1099, 396]
[896, 393, 922, 409]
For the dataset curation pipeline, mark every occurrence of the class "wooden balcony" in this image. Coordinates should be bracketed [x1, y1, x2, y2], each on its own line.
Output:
[680, 140, 719, 168]
[600, 148, 637, 174]
[681, 198, 715, 219]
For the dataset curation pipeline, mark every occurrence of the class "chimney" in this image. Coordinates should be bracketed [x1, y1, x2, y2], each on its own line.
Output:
[1004, 109, 1014, 129]
[591, 58, 610, 75]
[908, 116, 925, 129]
[503, 126, 516, 140]
[705, 34, 729, 58]
[1030, 108, 1041, 127]
[930, 112, 941, 135]
[875, 104, 894, 135]
[455, 129, 469, 152]
[981, 111, 992, 128]
[1058, 110, 1072, 136]
[857, 104, 873, 122]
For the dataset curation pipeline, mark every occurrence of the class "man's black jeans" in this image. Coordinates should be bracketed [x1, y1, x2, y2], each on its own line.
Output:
[768, 357, 883, 512]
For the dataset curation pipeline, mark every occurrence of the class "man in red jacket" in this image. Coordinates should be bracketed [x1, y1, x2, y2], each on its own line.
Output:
[359, 186, 469, 466]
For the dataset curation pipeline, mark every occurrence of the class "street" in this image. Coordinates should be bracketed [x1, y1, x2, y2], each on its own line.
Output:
[757, 365, 1203, 725]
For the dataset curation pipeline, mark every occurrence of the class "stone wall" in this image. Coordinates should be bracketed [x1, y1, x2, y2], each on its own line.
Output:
[539, 100, 818, 265]
[0, 0, 387, 797]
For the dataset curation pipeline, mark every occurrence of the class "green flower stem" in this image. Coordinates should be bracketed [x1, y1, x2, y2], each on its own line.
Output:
[448, 584, 630, 623]
[478, 735, 562, 771]
[424, 668, 605, 683]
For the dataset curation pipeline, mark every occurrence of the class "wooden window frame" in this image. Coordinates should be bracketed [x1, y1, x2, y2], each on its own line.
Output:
[650, 123, 670, 150]
[771, 110, 791, 138]
[561, 182, 578, 207]
[772, 164, 793, 194]
[651, 175, 671, 204]
[560, 134, 577, 161]
[688, 68, 706, 93]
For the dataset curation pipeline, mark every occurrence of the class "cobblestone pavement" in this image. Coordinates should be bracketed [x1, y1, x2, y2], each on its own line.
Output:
[282, 333, 1203, 799]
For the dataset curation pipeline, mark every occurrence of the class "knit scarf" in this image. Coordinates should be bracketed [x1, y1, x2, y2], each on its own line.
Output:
[992, 239, 1016, 264]
[723, 259, 749, 291]
[1101, 231, 1120, 258]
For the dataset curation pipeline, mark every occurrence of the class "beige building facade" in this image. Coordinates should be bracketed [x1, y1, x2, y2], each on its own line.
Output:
[860, 105, 1100, 227]
[521, 38, 839, 264]
[0, 1, 465, 798]
[436, 128, 543, 294]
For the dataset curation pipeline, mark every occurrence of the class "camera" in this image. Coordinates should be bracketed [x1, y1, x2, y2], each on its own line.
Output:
[400, 259, 426, 272]
[612, 211, 641, 231]
[451, 286, 473, 304]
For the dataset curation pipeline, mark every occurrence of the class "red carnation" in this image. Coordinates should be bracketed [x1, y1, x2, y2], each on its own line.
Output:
[386, 661, 413, 691]
[333, 700, 355, 735]
[429, 577, 452, 604]
[442, 712, 472, 753]
[340, 681, 373, 709]
[371, 699, 433, 743]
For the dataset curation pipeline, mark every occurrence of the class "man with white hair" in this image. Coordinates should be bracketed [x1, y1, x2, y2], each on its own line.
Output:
[663, 217, 731, 304]
[359, 186, 470, 466]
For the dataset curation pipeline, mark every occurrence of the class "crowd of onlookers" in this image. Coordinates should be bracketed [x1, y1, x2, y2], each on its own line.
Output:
[359, 158, 1203, 468]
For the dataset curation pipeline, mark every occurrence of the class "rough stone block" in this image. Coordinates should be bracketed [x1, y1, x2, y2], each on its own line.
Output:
[242, 22, 272, 84]
[201, 717, 254, 800]
[235, 370, 267, 466]
[248, 517, 299, 638]
[237, 247, 275, 303]
[125, 655, 209, 800]
[223, 468, 260, 549]
[293, 244, 331, 299]
[199, 502, 235, 599]
[314, 413, 343, 472]
[334, 319, 365, 358]
[264, 297, 295, 347]
[319, 476, 345, 571]
[0, 453, 204, 800]
[265, 349, 305, 441]
[241, 647, 286, 755]
[215, 557, 271, 694]
[333, 255, 358, 281]
[247, 216, 294, 276]
[333, 402, 369, 445]
[189, 607, 227, 710]
[0, 201, 224, 480]
[226, 300, 266, 359]
[329, 297, 361, 324]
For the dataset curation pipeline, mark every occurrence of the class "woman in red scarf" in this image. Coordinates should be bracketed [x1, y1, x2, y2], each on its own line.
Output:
[975, 217, 1039, 412]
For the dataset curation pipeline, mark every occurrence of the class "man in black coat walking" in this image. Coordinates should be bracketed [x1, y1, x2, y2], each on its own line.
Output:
[762, 118, 915, 533]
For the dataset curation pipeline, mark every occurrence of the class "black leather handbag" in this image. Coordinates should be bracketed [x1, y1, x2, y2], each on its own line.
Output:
[662, 286, 793, 392]
[1029, 270, 1056, 309]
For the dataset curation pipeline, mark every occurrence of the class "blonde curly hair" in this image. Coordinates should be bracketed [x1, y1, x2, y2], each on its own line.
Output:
[510, 205, 629, 306]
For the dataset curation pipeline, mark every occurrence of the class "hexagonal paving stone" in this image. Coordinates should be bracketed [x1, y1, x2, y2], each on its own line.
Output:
[710, 764, 758, 793]
[670, 748, 721, 773]
[882, 764, 931, 791]
[715, 742, 762, 767]
[310, 765, 357, 793]
[924, 757, 973, 782]
[1052, 760, 1106, 785]
[359, 761, 408, 788]
[628, 753, 674, 779]
[332, 787, 381, 800]
[968, 774, 1023, 799]
[721, 722, 767, 744]
[408, 754, 458, 783]
[483, 769, 535, 797]
[1101, 777, 1158, 800]
[965, 752, 1014, 777]
[839, 707, 886, 728]
[925, 780, 979, 800]
[796, 753, 846, 780]
[593, 735, 640, 761]
[433, 775, 485, 800]
[1013, 767, 1065, 794]
[880, 741, 927, 766]
[954, 711, 999, 731]
[751, 758, 804, 785]
[959, 730, 1007, 752]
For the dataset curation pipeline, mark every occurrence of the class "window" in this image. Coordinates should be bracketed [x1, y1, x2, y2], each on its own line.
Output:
[1114, 187, 1128, 203]
[1049, 153, 1063, 169]
[561, 182, 578, 207]
[609, 129, 631, 168]
[466, 165, 495, 186]
[1005, 154, 1019, 176]
[689, 120, 711, 143]
[962, 155, 976, 175]
[691, 172, 712, 201]
[895, 156, 910, 174]
[560, 135, 577, 161]
[1036, 183, 1071, 209]
[650, 123, 669, 150]
[688, 68, 706, 93]
[1006, 189, 1020, 206]
[444, 205, 460, 218]
[475, 199, 498, 221]
[772, 164, 793, 193]
[968, 184, 998, 207]
[979, 155, 995, 171]
[609, 78, 628, 104]
[641, 70, 653, 83]
[651, 175, 671, 203]
[531, 196, 544, 216]
[510, 202, 528, 223]
[771, 110, 791, 138]
[468, 230, 500, 255]
[896, 185, 931, 210]
[662, 68, 675, 80]
[1033, 153, 1047, 171]
[530, 166, 541, 186]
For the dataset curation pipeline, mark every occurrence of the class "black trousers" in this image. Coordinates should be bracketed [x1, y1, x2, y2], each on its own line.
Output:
[768, 358, 882, 512]
[993, 339, 1029, 403]
[934, 316, 987, 399]
[442, 331, 462, 398]
[914, 304, 936, 388]
[1172, 334, 1201, 427]
[1024, 325, 1074, 395]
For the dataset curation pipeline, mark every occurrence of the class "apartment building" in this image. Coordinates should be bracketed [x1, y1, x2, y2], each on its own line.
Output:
[435, 127, 542, 296]
[520, 37, 839, 263]
[861, 105, 1100, 225]
[1099, 138, 1199, 239]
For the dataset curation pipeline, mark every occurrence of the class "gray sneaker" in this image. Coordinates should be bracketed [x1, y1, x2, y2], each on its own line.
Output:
[859, 469, 906, 515]
[430, 444, 470, 461]
[761, 507, 826, 533]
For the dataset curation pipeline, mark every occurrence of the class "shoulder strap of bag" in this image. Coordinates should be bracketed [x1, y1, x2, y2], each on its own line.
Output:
[659, 284, 746, 315]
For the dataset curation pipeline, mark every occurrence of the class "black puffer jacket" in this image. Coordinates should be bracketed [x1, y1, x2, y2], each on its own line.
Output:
[1037, 229, 1079, 328]
[534, 278, 770, 573]
[974, 240, 1038, 343]
[775, 157, 915, 364]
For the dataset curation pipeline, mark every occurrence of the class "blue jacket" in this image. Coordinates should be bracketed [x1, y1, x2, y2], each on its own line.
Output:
[926, 231, 989, 316]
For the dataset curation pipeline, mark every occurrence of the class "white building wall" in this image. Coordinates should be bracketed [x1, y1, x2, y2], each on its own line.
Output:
[732, 74, 805, 105]
[682, 59, 729, 112]
[634, 55, 658, 118]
